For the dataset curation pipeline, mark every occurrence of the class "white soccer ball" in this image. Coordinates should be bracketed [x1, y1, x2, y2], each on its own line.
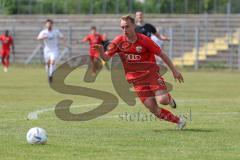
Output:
[26, 127, 48, 144]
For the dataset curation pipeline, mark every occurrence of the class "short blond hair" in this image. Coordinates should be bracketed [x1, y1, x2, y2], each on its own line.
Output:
[120, 15, 135, 24]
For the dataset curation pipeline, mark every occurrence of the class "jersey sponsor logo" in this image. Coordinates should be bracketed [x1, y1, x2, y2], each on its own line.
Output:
[125, 54, 141, 61]
[136, 46, 142, 53]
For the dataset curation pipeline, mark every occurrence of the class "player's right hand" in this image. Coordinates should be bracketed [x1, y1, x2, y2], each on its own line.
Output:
[172, 69, 184, 83]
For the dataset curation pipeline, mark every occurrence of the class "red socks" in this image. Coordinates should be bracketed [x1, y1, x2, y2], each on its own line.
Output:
[158, 108, 180, 124]
[2, 56, 9, 68]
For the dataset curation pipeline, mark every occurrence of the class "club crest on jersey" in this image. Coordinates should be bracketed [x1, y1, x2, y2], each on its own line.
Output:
[136, 46, 142, 53]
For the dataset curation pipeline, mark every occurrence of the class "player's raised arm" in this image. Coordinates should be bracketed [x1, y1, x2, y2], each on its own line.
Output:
[37, 32, 48, 40]
[81, 26, 96, 44]
[81, 36, 89, 43]
[155, 32, 170, 41]
[159, 50, 184, 83]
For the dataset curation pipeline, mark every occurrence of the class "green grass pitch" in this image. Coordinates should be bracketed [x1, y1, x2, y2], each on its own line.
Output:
[0, 65, 240, 160]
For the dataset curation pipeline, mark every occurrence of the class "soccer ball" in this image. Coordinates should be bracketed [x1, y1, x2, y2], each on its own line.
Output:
[26, 127, 48, 144]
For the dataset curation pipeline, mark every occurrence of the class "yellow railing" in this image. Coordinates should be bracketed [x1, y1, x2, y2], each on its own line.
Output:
[173, 31, 240, 66]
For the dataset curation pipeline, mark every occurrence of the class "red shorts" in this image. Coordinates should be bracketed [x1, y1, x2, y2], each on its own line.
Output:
[1, 50, 10, 56]
[132, 73, 168, 103]
[89, 49, 99, 58]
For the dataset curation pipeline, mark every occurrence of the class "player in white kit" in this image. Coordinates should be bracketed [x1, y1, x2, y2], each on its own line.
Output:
[37, 19, 66, 82]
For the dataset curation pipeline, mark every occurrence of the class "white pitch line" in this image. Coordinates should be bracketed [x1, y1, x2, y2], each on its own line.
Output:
[27, 98, 240, 120]
[27, 102, 130, 120]
[27, 103, 103, 120]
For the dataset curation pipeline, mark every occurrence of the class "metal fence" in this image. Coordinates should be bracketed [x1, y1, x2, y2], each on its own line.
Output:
[162, 25, 240, 69]
[0, 14, 239, 69]
[0, 0, 240, 15]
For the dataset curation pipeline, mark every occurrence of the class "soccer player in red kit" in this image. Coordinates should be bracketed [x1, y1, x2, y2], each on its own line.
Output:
[0, 30, 14, 72]
[94, 15, 186, 129]
[81, 26, 106, 75]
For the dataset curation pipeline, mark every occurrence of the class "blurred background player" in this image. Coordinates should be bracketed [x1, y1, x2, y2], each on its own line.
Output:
[135, 11, 169, 48]
[0, 30, 14, 72]
[94, 15, 186, 129]
[80, 26, 109, 75]
[37, 19, 66, 83]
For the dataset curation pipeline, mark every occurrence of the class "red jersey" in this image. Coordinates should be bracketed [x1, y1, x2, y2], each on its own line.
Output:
[83, 33, 104, 57]
[0, 35, 13, 52]
[105, 33, 162, 83]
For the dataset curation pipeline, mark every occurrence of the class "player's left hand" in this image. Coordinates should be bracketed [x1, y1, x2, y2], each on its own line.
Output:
[172, 70, 184, 83]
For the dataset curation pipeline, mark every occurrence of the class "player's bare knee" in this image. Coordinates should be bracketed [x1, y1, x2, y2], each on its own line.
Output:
[156, 96, 170, 105]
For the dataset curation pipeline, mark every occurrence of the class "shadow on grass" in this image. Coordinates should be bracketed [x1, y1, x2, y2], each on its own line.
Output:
[154, 128, 217, 133]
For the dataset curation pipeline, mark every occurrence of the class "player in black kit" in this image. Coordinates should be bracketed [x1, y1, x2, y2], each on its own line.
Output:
[135, 11, 169, 47]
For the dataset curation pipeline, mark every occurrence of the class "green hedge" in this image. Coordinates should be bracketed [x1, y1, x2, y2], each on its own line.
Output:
[0, 0, 239, 14]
